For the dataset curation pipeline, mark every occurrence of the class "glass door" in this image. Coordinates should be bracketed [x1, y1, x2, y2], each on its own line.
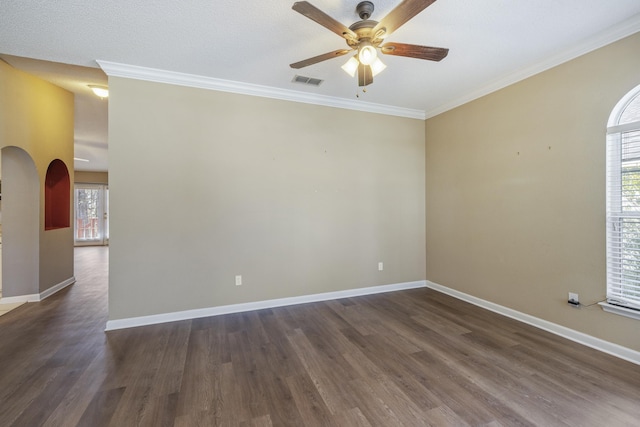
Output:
[74, 184, 109, 246]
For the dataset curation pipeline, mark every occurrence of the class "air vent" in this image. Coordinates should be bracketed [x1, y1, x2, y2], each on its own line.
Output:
[292, 75, 324, 86]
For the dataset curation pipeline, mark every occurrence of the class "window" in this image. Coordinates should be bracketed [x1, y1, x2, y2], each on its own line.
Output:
[605, 84, 640, 318]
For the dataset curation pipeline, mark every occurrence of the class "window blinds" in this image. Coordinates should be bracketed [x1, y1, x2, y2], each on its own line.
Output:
[607, 127, 640, 310]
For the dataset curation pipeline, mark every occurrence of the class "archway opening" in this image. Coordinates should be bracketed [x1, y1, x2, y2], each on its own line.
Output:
[1, 146, 40, 299]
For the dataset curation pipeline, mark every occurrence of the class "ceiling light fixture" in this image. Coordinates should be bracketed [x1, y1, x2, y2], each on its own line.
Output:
[370, 57, 387, 77]
[341, 56, 359, 77]
[358, 41, 377, 66]
[88, 85, 109, 98]
[342, 50, 386, 80]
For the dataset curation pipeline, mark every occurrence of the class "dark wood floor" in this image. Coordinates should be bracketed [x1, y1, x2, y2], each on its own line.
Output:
[1, 247, 639, 426]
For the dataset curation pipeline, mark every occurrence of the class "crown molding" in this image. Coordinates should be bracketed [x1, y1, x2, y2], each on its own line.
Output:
[96, 60, 425, 120]
[98, 15, 640, 122]
[425, 14, 640, 119]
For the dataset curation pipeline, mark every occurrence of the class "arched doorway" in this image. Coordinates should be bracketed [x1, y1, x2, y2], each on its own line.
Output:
[1, 146, 39, 299]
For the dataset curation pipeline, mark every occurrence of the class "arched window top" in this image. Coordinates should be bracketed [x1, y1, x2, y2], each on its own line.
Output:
[619, 92, 640, 125]
[609, 83, 640, 128]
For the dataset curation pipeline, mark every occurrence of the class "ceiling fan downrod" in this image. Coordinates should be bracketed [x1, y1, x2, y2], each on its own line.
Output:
[356, 1, 375, 20]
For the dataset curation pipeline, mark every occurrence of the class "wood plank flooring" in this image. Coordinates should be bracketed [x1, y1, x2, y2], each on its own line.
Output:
[1, 246, 639, 426]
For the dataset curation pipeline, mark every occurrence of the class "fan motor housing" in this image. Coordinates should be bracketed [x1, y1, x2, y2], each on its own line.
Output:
[347, 20, 379, 48]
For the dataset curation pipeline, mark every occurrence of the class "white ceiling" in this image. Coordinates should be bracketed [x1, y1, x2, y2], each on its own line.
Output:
[1, 0, 640, 172]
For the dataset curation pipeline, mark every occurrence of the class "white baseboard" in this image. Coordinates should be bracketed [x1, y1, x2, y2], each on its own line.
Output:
[104, 278, 640, 365]
[425, 280, 640, 366]
[105, 280, 427, 331]
[0, 276, 76, 304]
[0, 293, 40, 304]
[39, 277, 76, 300]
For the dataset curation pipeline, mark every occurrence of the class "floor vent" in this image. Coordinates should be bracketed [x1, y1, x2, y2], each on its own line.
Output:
[292, 75, 324, 86]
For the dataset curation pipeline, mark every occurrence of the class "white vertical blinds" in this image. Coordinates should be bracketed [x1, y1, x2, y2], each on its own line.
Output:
[606, 90, 640, 311]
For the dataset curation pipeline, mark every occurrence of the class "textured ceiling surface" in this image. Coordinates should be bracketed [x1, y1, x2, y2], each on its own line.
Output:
[1, 1, 640, 171]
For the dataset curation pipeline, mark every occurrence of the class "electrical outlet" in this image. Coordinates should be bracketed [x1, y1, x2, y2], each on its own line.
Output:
[235, 275, 242, 286]
[568, 292, 579, 304]
[378, 262, 383, 271]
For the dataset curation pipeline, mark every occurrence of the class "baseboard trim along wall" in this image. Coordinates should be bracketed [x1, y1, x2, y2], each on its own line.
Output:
[103, 278, 640, 365]
[425, 280, 640, 366]
[105, 280, 428, 331]
[0, 293, 40, 304]
[0, 277, 76, 305]
[40, 277, 77, 300]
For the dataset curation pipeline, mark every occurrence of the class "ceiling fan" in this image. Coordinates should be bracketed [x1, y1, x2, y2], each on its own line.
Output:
[290, 0, 449, 87]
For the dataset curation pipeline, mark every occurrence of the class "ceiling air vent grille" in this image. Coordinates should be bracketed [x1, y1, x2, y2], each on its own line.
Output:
[292, 75, 324, 86]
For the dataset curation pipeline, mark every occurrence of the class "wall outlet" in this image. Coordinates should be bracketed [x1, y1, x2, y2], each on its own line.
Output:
[235, 275, 242, 286]
[378, 262, 384, 271]
[568, 292, 579, 304]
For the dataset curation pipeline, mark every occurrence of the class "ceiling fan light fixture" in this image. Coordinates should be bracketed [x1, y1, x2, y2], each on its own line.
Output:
[370, 57, 386, 77]
[289, 0, 449, 89]
[88, 84, 109, 98]
[341, 56, 359, 77]
[358, 42, 377, 66]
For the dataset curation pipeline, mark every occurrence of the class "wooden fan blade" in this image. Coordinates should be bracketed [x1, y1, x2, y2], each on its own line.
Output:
[292, 1, 357, 40]
[358, 63, 373, 87]
[373, 0, 437, 37]
[290, 49, 351, 69]
[380, 42, 448, 61]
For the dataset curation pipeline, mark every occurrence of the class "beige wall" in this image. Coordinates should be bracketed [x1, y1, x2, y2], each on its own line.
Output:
[75, 171, 108, 184]
[425, 32, 640, 351]
[108, 78, 426, 320]
[0, 60, 75, 295]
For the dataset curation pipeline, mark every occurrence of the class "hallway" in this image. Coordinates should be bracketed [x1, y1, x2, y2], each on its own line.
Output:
[0, 246, 108, 425]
